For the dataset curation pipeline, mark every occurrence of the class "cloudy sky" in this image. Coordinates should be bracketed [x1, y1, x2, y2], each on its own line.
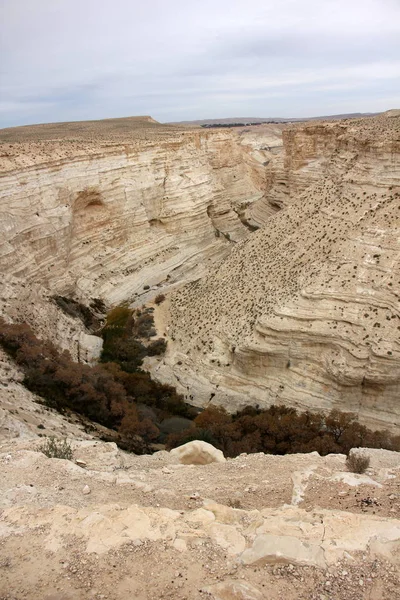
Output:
[1, 0, 399, 127]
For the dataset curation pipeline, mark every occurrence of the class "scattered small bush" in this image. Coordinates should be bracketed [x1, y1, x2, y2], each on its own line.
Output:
[346, 452, 371, 474]
[154, 293, 166, 305]
[39, 437, 73, 460]
[228, 498, 243, 509]
[133, 313, 156, 338]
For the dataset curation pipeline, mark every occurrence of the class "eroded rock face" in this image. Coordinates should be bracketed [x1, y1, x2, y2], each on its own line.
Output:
[0, 124, 275, 306]
[156, 114, 400, 431]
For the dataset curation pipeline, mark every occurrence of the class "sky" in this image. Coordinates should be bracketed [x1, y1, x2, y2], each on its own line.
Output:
[1, 0, 400, 127]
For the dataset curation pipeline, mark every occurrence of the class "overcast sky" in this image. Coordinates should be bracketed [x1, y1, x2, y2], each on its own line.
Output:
[1, 0, 400, 127]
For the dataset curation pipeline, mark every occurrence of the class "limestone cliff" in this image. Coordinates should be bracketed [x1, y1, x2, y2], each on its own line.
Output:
[0, 123, 274, 307]
[154, 114, 400, 432]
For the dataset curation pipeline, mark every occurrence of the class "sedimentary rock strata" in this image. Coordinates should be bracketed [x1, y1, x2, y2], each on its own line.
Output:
[1, 113, 399, 431]
[155, 113, 400, 431]
[0, 119, 275, 307]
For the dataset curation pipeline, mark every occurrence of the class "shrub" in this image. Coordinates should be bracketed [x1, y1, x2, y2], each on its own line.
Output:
[52, 296, 103, 330]
[133, 313, 155, 338]
[39, 437, 73, 460]
[147, 338, 167, 356]
[167, 427, 220, 449]
[1, 318, 398, 460]
[0, 317, 186, 452]
[154, 293, 166, 305]
[346, 452, 371, 474]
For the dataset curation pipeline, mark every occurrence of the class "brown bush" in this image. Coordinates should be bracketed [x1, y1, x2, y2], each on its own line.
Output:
[1, 318, 398, 460]
[168, 404, 398, 459]
[154, 293, 166, 305]
[346, 453, 371, 474]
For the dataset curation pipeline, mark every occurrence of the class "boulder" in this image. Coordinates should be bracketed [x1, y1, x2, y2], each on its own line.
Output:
[170, 440, 226, 465]
[78, 333, 103, 365]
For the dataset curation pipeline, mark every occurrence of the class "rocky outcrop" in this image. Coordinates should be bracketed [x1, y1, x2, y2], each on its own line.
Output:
[0, 432, 399, 599]
[154, 114, 400, 432]
[1, 114, 399, 430]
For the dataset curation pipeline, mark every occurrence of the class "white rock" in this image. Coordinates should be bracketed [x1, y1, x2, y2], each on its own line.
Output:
[78, 333, 103, 365]
[240, 533, 326, 568]
[204, 580, 263, 600]
[170, 440, 226, 465]
[82, 485, 91, 495]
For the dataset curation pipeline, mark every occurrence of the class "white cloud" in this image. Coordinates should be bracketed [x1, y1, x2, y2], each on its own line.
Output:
[0, 0, 399, 126]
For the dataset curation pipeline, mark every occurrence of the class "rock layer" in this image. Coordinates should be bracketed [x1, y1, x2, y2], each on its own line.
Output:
[0, 123, 274, 306]
[155, 114, 400, 431]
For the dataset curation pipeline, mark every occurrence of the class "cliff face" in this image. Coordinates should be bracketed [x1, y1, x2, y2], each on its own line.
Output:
[155, 115, 400, 432]
[1, 115, 399, 431]
[0, 126, 272, 307]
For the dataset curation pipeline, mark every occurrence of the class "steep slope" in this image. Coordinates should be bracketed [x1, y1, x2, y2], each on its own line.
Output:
[153, 114, 400, 432]
[0, 120, 276, 307]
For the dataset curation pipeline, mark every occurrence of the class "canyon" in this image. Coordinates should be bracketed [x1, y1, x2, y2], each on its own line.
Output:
[154, 113, 400, 432]
[1, 113, 399, 431]
[0, 113, 400, 600]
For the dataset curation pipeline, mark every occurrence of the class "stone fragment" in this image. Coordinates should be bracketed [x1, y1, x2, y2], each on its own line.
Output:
[204, 580, 264, 600]
[206, 523, 246, 555]
[82, 485, 91, 495]
[240, 534, 326, 568]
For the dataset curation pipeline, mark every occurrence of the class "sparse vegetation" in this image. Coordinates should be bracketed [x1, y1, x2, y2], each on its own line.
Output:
[1, 312, 398, 457]
[346, 452, 371, 474]
[167, 405, 400, 458]
[52, 295, 104, 331]
[39, 437, 73, 460]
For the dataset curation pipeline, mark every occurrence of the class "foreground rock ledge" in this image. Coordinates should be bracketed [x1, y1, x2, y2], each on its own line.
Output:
[0, 437, 399, 600]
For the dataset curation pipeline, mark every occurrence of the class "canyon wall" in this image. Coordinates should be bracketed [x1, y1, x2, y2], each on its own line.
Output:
[0, 126, 275, 307]
[153, 115, 400, 432]
[0, 121, 278, 360]
[1, 115, 399, 431]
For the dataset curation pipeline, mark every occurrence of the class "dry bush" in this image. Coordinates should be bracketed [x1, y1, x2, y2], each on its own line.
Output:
[154, 293, 166, 305]
[346, 452, 371, 474]
[52, 295, 103, 330]
[0, 317, 185, 452]
[1, 318, 397, 459]
[39, 437, 73, 460]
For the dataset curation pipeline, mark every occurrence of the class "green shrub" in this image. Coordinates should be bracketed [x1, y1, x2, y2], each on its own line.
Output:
[39, 437, 73, 460]
[147, 338, 167, 356]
